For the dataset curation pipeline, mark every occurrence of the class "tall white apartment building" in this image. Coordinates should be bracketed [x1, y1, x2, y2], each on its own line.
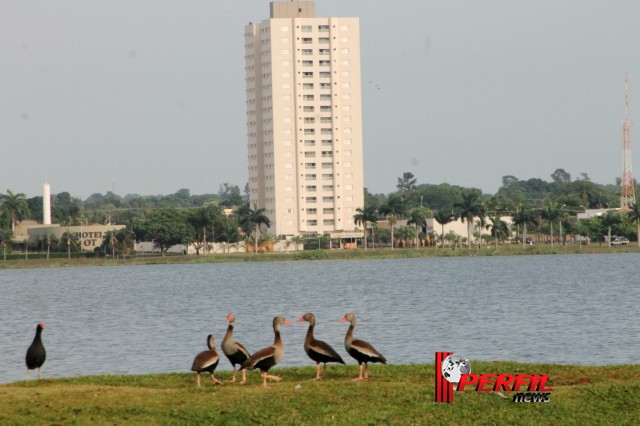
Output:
[244, 1, 364, 241]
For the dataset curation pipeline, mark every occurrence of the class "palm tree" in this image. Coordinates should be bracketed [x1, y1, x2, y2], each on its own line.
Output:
[378, 196, 404, 249]
[59, 230, 79, 260]
[237, 204, 271, 254]
[353, 206, 377, 250]
[0, 228, 12, 261]
[0, 190, 30, 232]
[540, 203, 564, 247]
[453, 191, 486, 248]
[434, 210, 457, 249]
[407, 207, 429, 249]
[486, 215, 510, 249]
[627, 202, 640, 247]
[512, 207, 537, 246]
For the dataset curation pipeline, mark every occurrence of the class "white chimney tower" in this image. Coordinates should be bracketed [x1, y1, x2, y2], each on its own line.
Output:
[43, 182, 51, 225]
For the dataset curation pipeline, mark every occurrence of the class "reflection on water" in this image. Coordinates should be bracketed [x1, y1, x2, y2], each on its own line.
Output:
[1, 253, 638, 383]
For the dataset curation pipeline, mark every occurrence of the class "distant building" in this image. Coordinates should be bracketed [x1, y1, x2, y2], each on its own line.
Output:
[25, 223, 126, 252]
[245, 1, 364, 243]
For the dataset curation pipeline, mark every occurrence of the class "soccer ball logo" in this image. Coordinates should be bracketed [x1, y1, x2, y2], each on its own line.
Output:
[441, 354, 471, 383]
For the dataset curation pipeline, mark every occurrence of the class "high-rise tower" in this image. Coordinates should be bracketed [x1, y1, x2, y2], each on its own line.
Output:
[244, 1, 364, 241]
[620, 74, 636, 208]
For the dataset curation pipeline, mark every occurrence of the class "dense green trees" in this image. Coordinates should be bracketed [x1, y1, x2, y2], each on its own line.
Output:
[3, 166, 640, 258]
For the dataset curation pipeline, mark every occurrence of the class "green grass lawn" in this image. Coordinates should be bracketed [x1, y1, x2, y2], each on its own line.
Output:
[1, 362, 638, 425]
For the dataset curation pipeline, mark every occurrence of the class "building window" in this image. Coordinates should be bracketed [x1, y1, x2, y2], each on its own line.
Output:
[341, 48, 349, 54]
[303, 94, 315, 101]
[321, 140, 333, 146]
[320, 94, 331, 100]
[318, 25, 330, 32]
[319, 49, 330, 56]
[341, 37, 349, 43]
[304, 129, 315, 135]
[306, 186, 317, 192]
[304, 117, 315, 123]
[301, 37, 312, 44]
[304, 151, 316, 158]
[302, 49, 313, 55]
[301, 25, 312, 32]
[319, 60, 330, 67]
[345, 184, 353, 190]
[321, 151, 333, 158]
[304, 140, 315, 146]
[319, 37, 330, 44]
[323, 208, 334, 214]
[322, 162, 333, 169]
[305, 162, 316, 169]
[305, 174, 317, 181]
[307, 220, 317, 226]
[322, 184, 333, 191]
[302, 60, 313, 67]
[303, 83, 314, 89]
[302, 71, 313, 78]
[322, 174, 333, 180]
[307, 208, 318, 215]
[320, 117, 332, 123]
[319, 71, 331, 78]
[307, 197, 317, 203]
[322, 196, 334, 202]
[340, 25, 349, 31]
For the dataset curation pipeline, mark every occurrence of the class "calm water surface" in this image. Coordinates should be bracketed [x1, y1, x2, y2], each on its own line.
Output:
[1, 254, 638, 383]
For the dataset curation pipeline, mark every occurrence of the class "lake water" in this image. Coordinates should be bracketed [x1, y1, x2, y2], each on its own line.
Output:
[1, 254, 638, 383]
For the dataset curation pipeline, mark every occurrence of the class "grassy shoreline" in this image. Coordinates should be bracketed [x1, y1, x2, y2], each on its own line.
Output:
[1, 243, 639, 270]
[1, 362, 638, 425]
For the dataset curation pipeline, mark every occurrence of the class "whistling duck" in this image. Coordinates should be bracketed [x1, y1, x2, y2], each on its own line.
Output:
[241, 316, 291, 387]
[191, 334, 222, 387]
[340, 313, 387, 381]
[25, 323, 46, 381]
[221, 313, 250, 384]
[297, 313, 345, 380]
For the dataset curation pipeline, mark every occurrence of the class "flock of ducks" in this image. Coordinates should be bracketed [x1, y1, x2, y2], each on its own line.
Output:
[24, 313, 387, 388]
[193, 312, 387, 387]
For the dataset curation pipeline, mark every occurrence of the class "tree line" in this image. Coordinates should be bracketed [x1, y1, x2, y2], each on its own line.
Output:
[2, 169, 640, 257]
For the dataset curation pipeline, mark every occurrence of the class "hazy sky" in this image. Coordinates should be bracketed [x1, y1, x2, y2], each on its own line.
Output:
[2, 1, 640, 199]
